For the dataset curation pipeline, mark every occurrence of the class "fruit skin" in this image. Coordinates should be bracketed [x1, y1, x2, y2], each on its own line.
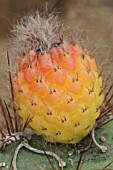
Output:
[13, 43, 104, 144]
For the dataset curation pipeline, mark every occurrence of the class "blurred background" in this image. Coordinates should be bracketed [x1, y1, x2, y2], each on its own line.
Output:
[0, 0, 113, 95]
[0, 0, 113, 44]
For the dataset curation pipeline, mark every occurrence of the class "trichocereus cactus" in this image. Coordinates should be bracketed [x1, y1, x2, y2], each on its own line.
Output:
[12, 11, 104, 144]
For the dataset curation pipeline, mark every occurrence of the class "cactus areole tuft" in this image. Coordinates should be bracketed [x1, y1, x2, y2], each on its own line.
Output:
[13, 12, 104, 144]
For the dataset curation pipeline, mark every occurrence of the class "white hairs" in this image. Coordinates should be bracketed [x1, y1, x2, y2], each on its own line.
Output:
[9, 10, 64, 57]
[7, 9, 113, 83]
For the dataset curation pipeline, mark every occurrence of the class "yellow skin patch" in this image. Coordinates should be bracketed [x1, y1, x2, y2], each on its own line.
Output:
[14, 43, 104, 144]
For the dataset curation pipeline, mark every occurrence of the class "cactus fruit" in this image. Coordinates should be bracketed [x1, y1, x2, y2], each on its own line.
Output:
[12, 11, 104, 144]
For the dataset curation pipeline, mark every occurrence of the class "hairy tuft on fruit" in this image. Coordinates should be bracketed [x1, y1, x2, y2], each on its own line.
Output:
[9, 10, 64, 57]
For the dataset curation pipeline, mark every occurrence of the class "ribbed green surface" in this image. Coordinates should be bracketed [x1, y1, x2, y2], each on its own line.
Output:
[0, 121, 113, 170]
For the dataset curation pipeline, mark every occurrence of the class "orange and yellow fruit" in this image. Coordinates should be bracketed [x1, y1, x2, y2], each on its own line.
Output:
[13, 42, 104, 144]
